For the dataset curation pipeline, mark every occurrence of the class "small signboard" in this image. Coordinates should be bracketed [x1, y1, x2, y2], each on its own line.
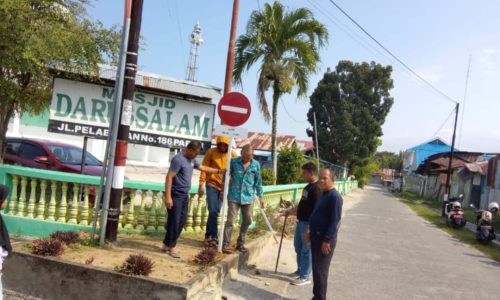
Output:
[213, 124, 248, 140]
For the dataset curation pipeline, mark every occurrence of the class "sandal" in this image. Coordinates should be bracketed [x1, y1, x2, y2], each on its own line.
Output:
[168, 250, 181, 259]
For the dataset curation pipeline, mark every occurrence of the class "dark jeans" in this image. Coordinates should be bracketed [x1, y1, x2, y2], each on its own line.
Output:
[223, 201, 253, 247]
[163, 192, 189, 248]
[311, 234, 337, 300]
[205, 184, 222, 240]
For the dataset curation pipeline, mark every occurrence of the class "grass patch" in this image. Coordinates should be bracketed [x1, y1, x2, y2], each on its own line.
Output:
[398, 193, 500, 263]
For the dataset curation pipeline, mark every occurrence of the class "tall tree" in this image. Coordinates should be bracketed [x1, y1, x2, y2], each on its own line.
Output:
[0, 0, 119, 161]
[307, 61, 394, 184]
[233, 1, 328, 183]
[375, 151, 403, 171]
[277, 142, 306, 184]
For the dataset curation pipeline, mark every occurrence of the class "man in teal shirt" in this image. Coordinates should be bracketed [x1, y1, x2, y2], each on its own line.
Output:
[222, 145, 264, 253]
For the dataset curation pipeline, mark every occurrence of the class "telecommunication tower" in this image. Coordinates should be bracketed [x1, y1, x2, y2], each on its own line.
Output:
[186, 23, 204, 82]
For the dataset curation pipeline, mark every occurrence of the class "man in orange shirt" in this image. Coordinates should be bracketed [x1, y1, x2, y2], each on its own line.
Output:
[198, 136, 236, 247]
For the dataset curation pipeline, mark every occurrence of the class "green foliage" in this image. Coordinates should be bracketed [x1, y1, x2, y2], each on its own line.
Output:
[307, 61, 394, 183]
[375, 151, 403, 171]
[351, 153, 379, 188]
[0, 0, 120, 160]
[233, 1, 328, 180]
[261, 168, 276, 186]
[277, 143, 306, 184]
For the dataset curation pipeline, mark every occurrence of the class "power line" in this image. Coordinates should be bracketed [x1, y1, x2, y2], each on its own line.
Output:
[305, 0, 458, 107]
[280, 100, 309, 123]
[326, 0, 458, 105]
[306, 0, 452, 103]
[432, 107, 456, 139]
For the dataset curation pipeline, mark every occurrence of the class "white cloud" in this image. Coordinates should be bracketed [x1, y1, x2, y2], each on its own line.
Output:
[477, 47, 499, 70]
[482, 48, 497, 55]
[415, 65, 443, 84]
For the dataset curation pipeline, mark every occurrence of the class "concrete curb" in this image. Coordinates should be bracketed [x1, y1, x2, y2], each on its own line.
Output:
[186, 232, 274, 299]
[4, 232, 274, 300]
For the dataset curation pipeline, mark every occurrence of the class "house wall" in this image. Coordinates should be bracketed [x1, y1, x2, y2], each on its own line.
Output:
[403, 175, 425, 196]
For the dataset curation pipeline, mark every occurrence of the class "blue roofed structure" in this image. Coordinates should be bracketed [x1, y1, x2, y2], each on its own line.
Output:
[403, 138, 454, 173]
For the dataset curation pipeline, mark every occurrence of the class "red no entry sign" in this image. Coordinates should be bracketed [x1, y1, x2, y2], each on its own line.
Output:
[217, 92, 251, 127]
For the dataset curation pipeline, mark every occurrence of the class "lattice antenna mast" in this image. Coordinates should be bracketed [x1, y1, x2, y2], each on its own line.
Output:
[186, 23, 204, 81]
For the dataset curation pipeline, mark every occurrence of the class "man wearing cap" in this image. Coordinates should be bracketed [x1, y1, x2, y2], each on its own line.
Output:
[198, 136, 236, 247]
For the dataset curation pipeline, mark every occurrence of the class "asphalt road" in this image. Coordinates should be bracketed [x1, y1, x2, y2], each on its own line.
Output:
[223, 185, 500, 300]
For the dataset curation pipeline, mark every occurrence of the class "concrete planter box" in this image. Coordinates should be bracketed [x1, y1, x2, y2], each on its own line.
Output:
[4, 233, 273, 300]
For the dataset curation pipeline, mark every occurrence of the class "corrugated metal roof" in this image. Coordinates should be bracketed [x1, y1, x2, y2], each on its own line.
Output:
[98, 65, 222, 101]
[211, 131, 297, 152]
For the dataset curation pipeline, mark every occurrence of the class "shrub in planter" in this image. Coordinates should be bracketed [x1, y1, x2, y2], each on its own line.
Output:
[194, 247, 218, 266]
[31, 238, 65, 257]
[117, 254, 154, 276]
[49, 231, 80, 245]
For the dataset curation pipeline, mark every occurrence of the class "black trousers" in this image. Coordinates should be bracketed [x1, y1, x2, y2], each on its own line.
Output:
[311, 235, 337, 300]
[163, 192, 189, 248]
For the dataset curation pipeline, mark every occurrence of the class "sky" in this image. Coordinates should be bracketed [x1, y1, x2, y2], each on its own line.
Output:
[87, 0, 500, 153]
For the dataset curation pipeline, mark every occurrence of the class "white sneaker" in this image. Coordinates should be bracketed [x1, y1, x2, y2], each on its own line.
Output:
[291, 277, 311, 286]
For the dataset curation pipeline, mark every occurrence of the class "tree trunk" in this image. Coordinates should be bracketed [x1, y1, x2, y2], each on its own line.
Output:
[271, 82, 280, 185]
[0, 101, 14, 163]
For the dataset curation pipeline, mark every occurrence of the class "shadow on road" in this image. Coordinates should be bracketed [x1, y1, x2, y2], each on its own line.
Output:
[224, 281, 296, 300]
[479, 260, 500, 267]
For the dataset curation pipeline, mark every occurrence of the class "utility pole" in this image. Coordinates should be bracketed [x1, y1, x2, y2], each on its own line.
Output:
[223, 0, 240, 96]
[93, 0, 131, 244]
[104, 0, 144, 241]
[313, 112, 320, 169]
[442, 103, 460, 216]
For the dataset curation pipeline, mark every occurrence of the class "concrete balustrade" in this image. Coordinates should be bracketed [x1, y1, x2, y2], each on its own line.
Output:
[0, 164, 358, 237]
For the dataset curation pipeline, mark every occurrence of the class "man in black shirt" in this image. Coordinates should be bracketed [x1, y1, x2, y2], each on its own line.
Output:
[284, 162, 322, 286]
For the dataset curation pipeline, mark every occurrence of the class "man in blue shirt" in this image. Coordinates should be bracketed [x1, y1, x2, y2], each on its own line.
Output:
[222, 145, 264, 254]
[162, 141, 223, 258]
[306, 168, 343, 300]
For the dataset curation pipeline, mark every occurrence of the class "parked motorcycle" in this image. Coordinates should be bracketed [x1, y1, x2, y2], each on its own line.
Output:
[473, 202, 499, 245]
[444, 194, 467, 229]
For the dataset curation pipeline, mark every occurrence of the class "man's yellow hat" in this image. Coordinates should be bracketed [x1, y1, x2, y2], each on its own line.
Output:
[216, 136, 230, 145]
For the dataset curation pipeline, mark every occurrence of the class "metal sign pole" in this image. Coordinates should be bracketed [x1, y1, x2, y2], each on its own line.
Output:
[78, 136, 89, 202]
[97, 0, 132, 246]
[218, 137, 234, 252]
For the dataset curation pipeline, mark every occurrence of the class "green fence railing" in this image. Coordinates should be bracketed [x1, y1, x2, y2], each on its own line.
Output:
[0, 164, 357, 237]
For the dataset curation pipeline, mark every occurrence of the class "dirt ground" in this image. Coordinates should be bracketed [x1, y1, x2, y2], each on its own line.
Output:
[14, 228, 266, 284]
[15, 232, 213, 284]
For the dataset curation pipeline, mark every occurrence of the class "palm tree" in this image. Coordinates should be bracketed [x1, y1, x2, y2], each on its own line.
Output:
[233, 1, 328, 183]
